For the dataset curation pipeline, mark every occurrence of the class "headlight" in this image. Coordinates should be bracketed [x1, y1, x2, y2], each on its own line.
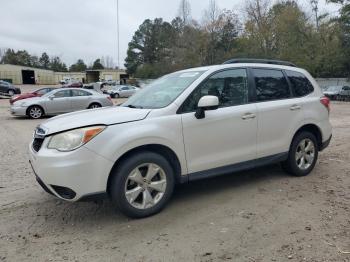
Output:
[47, 125, 106, 152]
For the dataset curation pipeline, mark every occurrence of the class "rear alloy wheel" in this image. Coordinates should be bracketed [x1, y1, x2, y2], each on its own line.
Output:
[282, 131, 318, 176]
[8, 90, 15, 96]
[295, 138, 316, 170]
[28, 106, 43, 119]
[109, 151, 175, 218]
[88, 103, 101, 109]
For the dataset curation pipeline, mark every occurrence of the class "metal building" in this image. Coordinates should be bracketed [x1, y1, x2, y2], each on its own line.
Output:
[0, 64, 55, 84]
[0, 64, 128, 85]
[86, 69, 129, 84]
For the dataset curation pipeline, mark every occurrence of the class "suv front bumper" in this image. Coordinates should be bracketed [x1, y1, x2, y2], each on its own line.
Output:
[28, 140, 114, 201]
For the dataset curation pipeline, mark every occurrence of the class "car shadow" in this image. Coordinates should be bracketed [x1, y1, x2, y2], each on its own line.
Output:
[173, 164, 284, 201]
[6, 115, 52, 120]
[28, 163, 287, 230]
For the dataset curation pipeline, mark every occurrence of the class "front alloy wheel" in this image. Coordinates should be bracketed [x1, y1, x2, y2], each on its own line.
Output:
[28, 106, 43, 119]
[125, 163, 167, 209]
[109, 151, 175, 218]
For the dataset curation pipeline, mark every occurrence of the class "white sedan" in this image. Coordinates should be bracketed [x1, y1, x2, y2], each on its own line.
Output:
[106, 85, 140, 98]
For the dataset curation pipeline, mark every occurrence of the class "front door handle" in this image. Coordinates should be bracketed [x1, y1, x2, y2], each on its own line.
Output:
[241, 113, 256, 120]
[290, 105, 301, 111]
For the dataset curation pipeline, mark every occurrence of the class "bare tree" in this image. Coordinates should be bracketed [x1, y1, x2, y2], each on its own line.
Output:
[310, 0, 319, 29]
[0, 48, 8, 63]
[203, 0, 220, 26]
[101, 55, 115, 69]
[245, 0, 273, 56]
[177, 0, 191, 24]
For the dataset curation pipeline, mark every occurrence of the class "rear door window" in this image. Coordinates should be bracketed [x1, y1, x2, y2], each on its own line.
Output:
[252, 69, 291, 102]
[54, 90, 71, 98]
[285, 70, 314, 97]
[72, 90, 92, 96]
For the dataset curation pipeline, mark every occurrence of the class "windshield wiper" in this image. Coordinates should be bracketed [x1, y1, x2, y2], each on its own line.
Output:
[126, 104, 143, 109]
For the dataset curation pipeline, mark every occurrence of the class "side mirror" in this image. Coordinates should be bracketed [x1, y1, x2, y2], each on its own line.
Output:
[195, 95, 219, 119]
[49, 95, 55, 100]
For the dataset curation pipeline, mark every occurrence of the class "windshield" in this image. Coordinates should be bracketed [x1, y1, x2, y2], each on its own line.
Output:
[42, 90, 57, 97]
[326, 86, 342, 92]
[112, 85, 124, 90]
[122, 70, 205, 109]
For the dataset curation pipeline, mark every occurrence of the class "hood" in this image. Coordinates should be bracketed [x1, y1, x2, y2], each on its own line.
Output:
[15, 93, 36, 99]
[39, 106, 151, 135]
[10, 93, 34, 104]
[323, 91, 338, 95]
[13, 96, 43, 106]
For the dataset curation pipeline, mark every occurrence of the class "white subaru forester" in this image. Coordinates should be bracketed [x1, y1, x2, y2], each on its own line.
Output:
[29, 59, 332, 218]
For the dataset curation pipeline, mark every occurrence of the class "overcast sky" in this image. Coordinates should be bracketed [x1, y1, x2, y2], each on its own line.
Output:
[0, 0, 340, 68]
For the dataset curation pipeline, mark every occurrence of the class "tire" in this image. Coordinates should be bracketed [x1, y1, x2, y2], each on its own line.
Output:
[27, 105, 44, 119]
[8, 90, 15, 96]
[115, 93, 120, 98]
[109, 151, 175, 218]
[282, 131, 318, 176]
[88, 103, 101, 109]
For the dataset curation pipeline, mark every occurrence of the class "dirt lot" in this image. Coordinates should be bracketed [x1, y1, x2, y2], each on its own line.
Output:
[0, 86, 349, 262]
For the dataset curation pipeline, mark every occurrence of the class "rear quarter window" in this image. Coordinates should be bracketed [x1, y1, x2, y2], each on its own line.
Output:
[285, 70, 314, 97]
[252, 68, 291, 102]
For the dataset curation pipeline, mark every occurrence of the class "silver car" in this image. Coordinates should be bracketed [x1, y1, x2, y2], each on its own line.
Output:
[338, 86, 350, 101]
[106, 85, 140, 98]
[323, 86, 346, 100]
[10, 88, 113, 119]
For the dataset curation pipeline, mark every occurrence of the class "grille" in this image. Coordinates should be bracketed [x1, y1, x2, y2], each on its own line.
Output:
[32, 138, 44, 152]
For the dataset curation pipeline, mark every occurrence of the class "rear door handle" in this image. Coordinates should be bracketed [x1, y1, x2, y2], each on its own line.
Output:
[241, 113, 256, 120]
[290, 105, 301, 111]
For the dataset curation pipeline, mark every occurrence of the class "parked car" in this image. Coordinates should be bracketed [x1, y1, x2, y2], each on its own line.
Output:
[105, 85, 140, 98]
[0, 80, 21, 96]
[65, 82, 83, 88]
[11, 88, 113, 119]
[83, 84, 94, 89]
[29, 59, 332, 218]
[10, 87, 57, 104]
[337, 86, 350, 101]
[323, 86, 346, 100]
[104, 79, 117, 85]
[59, 78, 71, 85]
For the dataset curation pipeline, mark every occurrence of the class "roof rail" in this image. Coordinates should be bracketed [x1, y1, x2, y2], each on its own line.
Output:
[223, 58, 296, 67]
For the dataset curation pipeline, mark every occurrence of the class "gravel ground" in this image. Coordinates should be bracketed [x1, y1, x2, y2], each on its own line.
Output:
[0, 86, 349, 262]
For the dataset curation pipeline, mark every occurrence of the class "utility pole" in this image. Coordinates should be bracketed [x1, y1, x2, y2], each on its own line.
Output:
[310, 0, 319, 30]
[116, 0, 120, 69]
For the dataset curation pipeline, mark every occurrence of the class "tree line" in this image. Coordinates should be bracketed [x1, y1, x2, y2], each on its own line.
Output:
[0, 48, 115, 72]
[125, 0, 350, 79]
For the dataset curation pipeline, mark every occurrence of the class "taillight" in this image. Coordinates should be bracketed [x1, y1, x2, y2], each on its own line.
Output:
[320, 96, 330, 113]
[107, 96, 113, 104]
